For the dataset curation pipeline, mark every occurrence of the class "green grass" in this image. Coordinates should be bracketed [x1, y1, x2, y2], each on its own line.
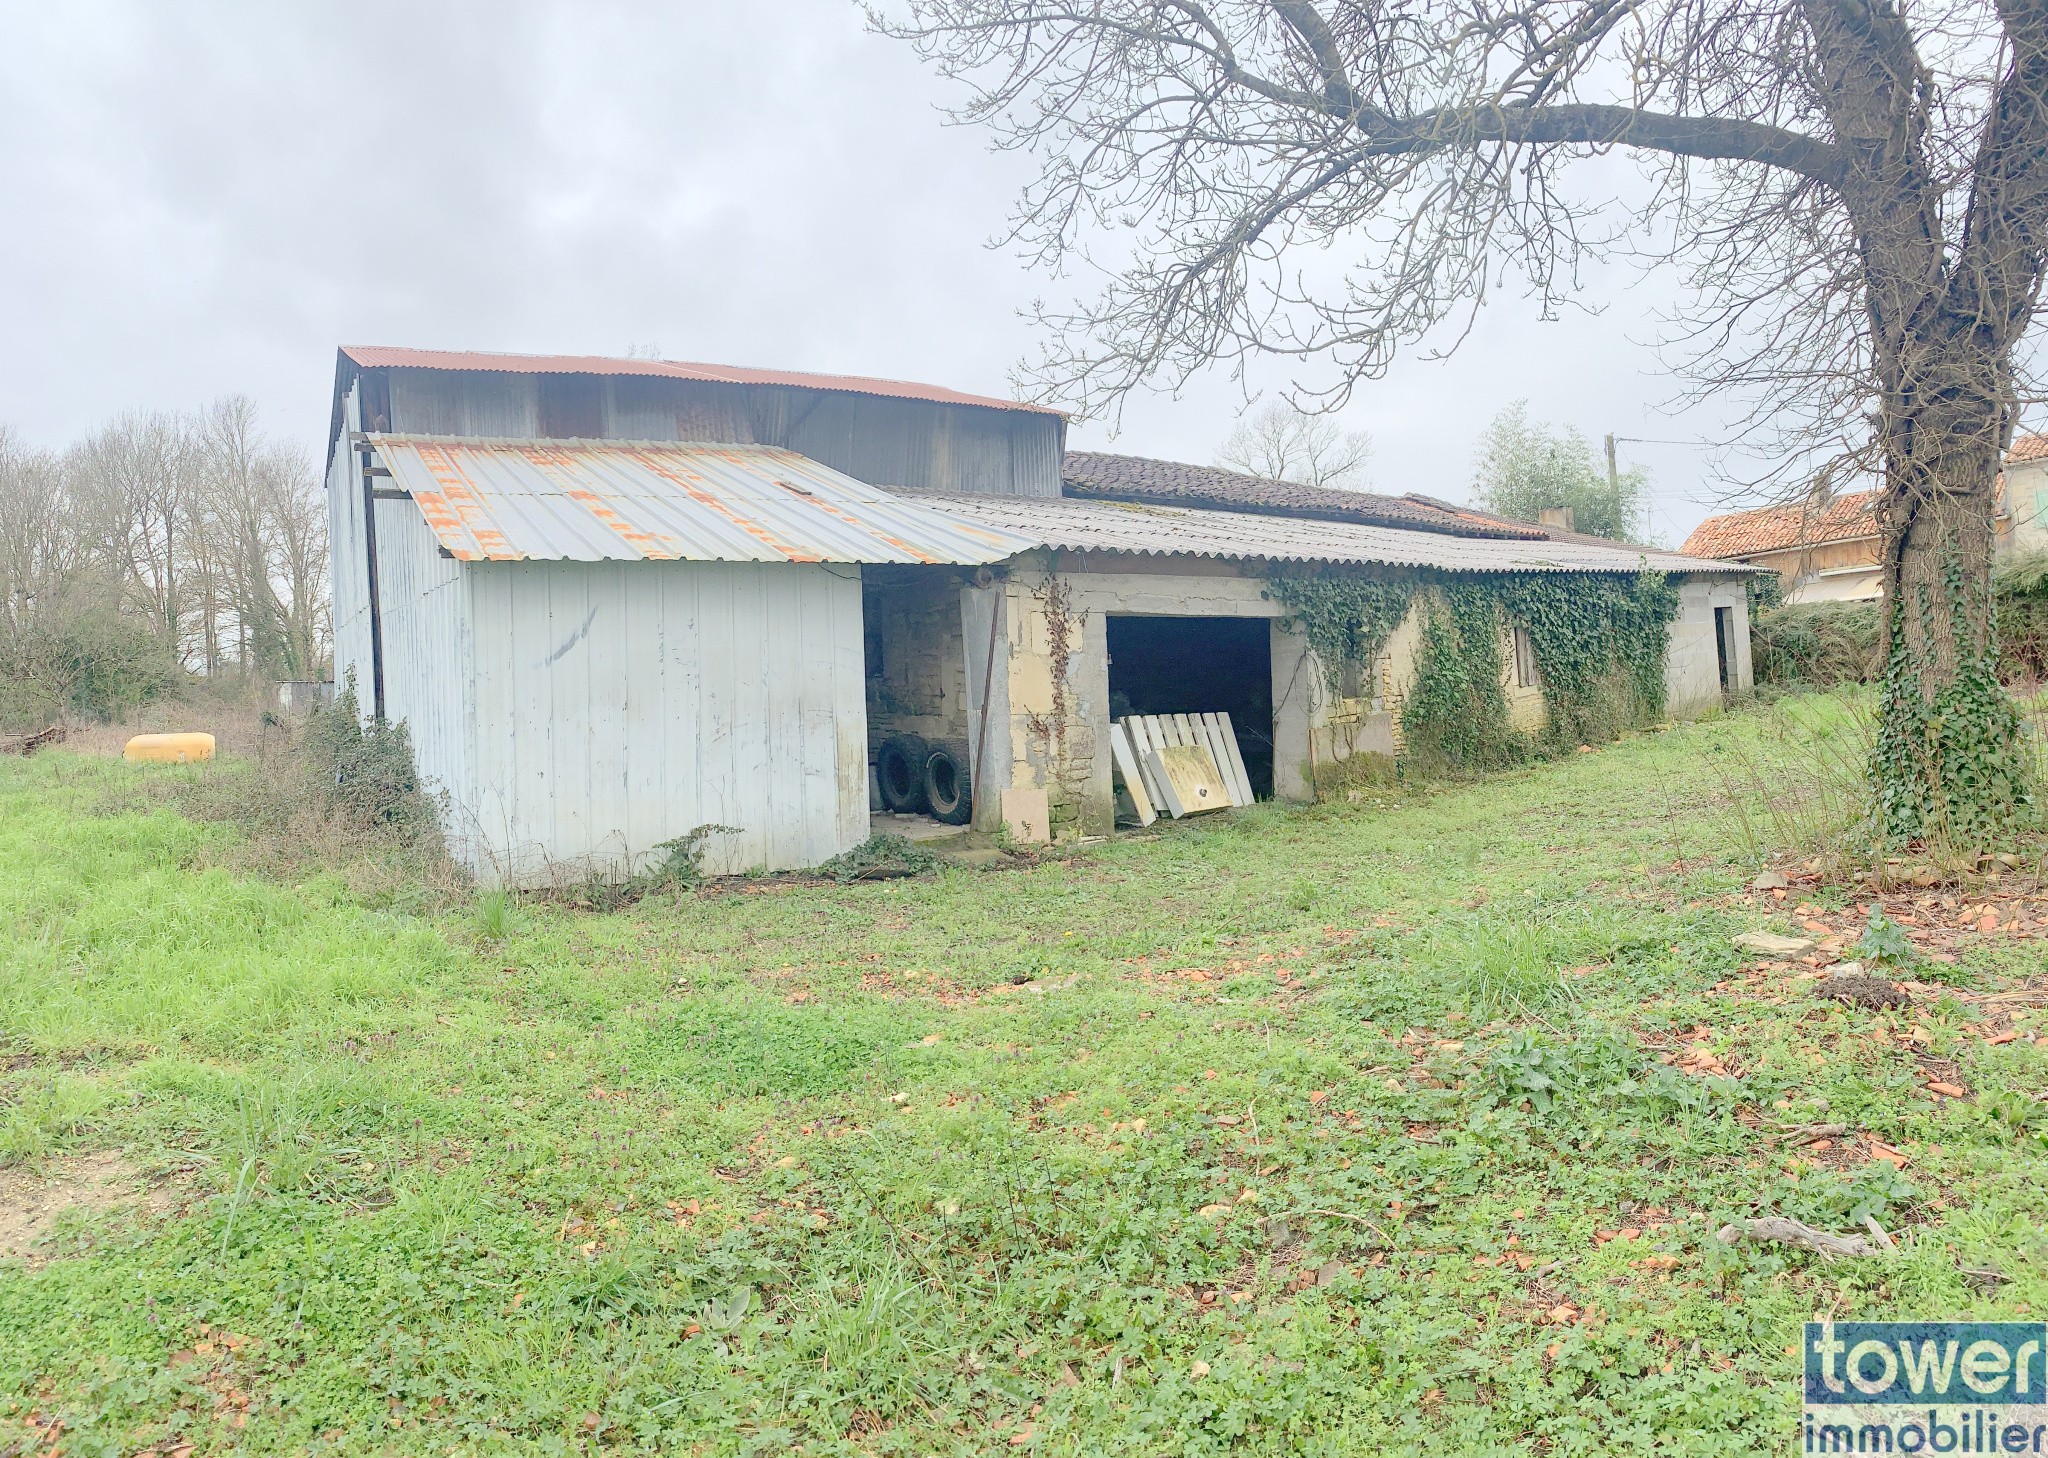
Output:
[1, 695, 2044, 1455]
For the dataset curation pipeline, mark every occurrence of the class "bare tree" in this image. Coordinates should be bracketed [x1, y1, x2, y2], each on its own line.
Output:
[69, 411, 204, 665]
[1217, 398, 1374, 485]
[876, 0, 2048, 839]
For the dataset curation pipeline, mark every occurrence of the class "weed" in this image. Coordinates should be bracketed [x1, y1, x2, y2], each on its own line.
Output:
[473, 887, 518, 942]
[817, 833, 939, 883]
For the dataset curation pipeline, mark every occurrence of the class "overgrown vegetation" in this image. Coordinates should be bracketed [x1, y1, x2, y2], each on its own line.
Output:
[5, 699, 2044, 1454]
[0, 405, 329, 734]
[1750, 601, 1884, 688]
[1264, 569, 1415, 696]
[91, 678, 458, 908]
[1270, 568, 1678, 775]
[1874, 559, 2035, 844]
[1400, 583, 1521, 771]
[817, 832, 942, 883]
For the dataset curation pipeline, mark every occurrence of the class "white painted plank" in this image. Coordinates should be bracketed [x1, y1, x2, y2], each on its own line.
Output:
[1123, 717, 1167, 812]
[1197, 714, 1243, 807]
[1173, 712, 1197, 748]
[1143, 749, 1189, 817]
[1108, 723, 1157, 826]
[1216, 711, 1255, 805]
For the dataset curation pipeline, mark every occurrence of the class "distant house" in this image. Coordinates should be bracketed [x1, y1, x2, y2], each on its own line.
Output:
[327, 347, 1755, 885]
[2002, 434, 2048, 555]
[1680, 491, 1883, 603]
[1683, 434, 2048, 601]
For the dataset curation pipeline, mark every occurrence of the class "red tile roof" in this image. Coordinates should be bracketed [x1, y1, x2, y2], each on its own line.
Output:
[2009, 433, 2048, 463]
[338, 346, 1060, 416]
[1060, 452, 1544, 539]
[1679, 491, 1880, 560]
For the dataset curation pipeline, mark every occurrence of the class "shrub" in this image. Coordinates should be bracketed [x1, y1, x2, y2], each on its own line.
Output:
[1750, 601, 1882, 687]
[300, 678, 440, 837]
[0, 610, 175, 729]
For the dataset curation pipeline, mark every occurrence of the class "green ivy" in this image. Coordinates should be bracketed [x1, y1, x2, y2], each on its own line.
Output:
[1495, 572, 1678, 747]
[1402, 583, 1524, 771]
[1874, 554, 2033, 845]
[1266, 566, 1679, 774]
[1266, 570, 1416, 694]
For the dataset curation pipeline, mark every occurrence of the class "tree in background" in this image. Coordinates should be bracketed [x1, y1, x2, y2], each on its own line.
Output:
[0, 401, 329, 729]
[1472, 404, 1647, 542]
[1217, 399, 1373, 487]
[878, 0, 2048, 843]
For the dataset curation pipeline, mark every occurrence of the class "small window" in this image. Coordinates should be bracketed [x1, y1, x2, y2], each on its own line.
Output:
[1513, 626, 1539, 689]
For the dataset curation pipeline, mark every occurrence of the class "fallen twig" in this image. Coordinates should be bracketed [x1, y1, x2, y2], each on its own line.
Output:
[1715, 1216, 1886, 1260]
[1774, 1122, 1848, 1145]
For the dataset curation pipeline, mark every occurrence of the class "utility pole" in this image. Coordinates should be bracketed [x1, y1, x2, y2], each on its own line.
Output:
[1605, 432, 1619, 497]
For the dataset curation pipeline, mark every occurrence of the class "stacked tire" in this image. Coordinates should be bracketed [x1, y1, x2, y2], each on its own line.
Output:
[874, 734, 972, 825]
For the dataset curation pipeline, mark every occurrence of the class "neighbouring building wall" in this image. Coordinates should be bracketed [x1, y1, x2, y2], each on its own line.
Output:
[460, 558, 868, 885]
[2005, 461, 2048, 556]
[1666, 577, 1753, 716]
[1751, 538, 1883, 603]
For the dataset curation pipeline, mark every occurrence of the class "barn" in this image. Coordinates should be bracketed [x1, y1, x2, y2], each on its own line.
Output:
[325, 347, 1754, 883]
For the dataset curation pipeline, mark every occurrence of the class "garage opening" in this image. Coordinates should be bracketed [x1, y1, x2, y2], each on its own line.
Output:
[1106, 615, 1274, 798]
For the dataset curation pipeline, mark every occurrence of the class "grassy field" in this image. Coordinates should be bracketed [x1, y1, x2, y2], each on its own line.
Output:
[1, 695, 2044, 1456]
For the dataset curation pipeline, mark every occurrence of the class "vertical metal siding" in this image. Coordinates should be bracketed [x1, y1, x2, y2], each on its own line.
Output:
[374, 498, 476, 824]
[379, 370, 1061, 496]
[327, 387, 373, 706]
[460, 558, 866, 884]
[389, 370, 541, 437]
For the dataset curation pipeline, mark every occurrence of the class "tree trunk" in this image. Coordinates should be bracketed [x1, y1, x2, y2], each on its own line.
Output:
[1872, 386, 2032, 844]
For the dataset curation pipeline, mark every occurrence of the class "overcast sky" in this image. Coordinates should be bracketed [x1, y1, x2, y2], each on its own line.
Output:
[1, 0, 1784, 546]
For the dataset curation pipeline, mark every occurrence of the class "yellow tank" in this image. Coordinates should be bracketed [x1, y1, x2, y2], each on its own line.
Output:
[123, 732, 217, 764]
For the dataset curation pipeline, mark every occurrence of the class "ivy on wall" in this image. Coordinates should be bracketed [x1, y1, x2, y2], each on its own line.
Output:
[1266, 570, 1416, 694]
[1267, 566, 1680, 774]
[1402, 583, 1523, 771]
[1494, 572, 1678, 746]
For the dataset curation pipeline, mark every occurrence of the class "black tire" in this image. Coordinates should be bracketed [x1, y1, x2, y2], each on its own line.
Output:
[923, 744, 972, 825]
[875, 734, 930, 814]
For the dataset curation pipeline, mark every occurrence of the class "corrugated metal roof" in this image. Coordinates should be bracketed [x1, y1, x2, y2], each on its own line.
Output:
[369, 436, 1036, 566]
[342, 347, 1061, 416]
[1062, 451, 1544, 539]
[905, 491, 1754, 576]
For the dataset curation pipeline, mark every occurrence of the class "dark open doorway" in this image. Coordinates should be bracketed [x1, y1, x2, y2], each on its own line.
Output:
[1106, 615, 1274, 798]
[1714, 606, 1734, 696]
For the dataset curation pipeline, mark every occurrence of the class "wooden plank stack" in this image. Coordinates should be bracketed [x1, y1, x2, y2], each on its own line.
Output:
[1108, 711, 1253, 822]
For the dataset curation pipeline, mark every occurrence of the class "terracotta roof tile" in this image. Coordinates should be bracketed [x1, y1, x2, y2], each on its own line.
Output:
[2008, 433, 2048, 463]
[1060, 451, 1543, 539]
[1679, 491, 1879, 559]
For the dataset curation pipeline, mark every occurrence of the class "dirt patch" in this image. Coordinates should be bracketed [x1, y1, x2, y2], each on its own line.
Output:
[0, 1152, 177, 1265]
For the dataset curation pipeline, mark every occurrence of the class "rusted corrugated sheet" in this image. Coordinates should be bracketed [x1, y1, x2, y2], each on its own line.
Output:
[370, 436, 1036, 565]
[911, 492, 1755, 576]
[342, 346, 1061, 416]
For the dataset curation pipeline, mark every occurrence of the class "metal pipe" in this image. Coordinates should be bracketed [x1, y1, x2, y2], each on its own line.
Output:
[359, 446, 387, 722]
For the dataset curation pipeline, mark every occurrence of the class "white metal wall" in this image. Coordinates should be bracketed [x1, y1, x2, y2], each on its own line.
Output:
[327, 388, 371, 708]
[461, 558, 868, 884]
[326, 384, 476, 828]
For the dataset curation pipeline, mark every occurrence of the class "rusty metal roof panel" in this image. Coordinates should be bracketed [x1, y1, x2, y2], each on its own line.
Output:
[370, 436, 1036, 566]
[907, 492, 1754, 576]
[342, 346, 1061, 416]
